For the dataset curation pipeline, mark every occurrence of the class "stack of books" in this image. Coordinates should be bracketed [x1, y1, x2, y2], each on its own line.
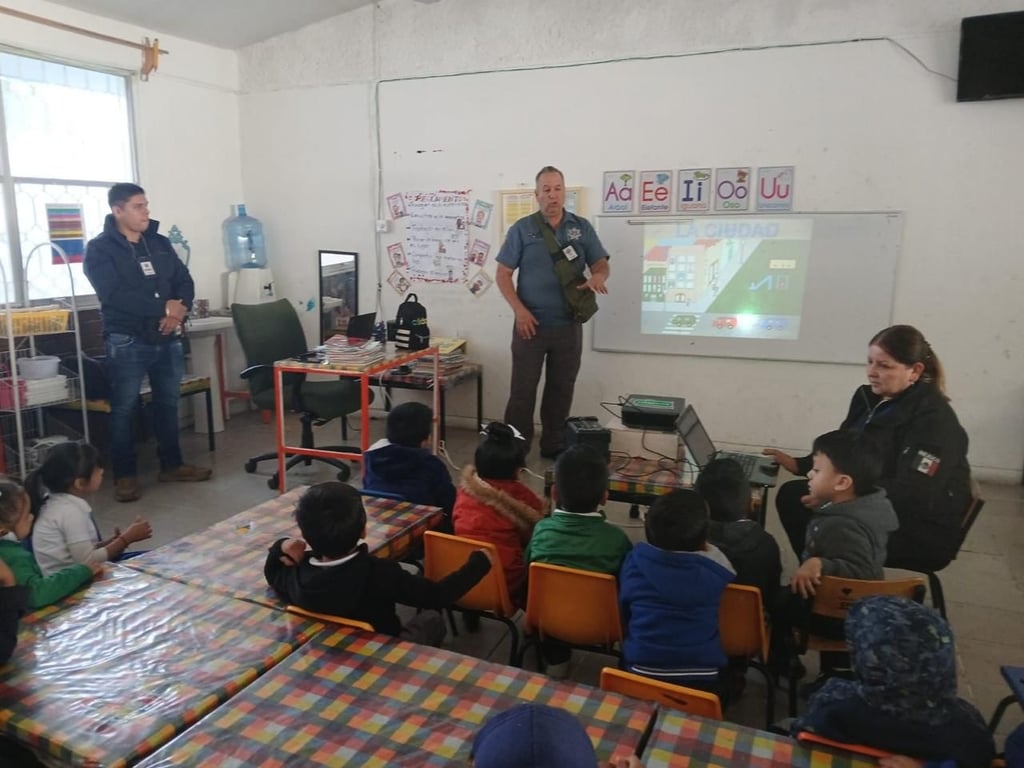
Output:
[411, 337, 467, 376]
[322, 336, 386, 370]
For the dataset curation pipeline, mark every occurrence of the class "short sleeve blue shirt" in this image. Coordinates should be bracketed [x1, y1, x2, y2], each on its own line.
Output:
[496, 210, 609, 326]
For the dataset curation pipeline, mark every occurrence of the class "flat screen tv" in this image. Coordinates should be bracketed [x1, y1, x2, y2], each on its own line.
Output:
[957, 10, 1024, 102]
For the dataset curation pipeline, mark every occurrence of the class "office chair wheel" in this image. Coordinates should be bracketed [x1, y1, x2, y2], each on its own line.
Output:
[336, 464, 351, 482]
[267, 475, 280, 490]
[244, 460, 258, 473]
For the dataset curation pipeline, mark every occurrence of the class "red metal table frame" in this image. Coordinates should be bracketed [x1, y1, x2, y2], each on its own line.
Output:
[273, 346, 439, 493]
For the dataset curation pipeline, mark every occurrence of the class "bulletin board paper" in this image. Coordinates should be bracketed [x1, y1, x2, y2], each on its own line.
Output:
[403, 190, 470, 283]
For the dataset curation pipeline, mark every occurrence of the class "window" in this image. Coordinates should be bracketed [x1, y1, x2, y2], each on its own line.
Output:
[0, 51, 134, 305]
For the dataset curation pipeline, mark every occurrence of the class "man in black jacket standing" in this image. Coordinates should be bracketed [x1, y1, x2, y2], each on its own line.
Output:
[84, 183, 211, 502]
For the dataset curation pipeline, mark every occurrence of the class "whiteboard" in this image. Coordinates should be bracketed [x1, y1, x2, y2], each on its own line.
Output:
[592, 212, 902, 364]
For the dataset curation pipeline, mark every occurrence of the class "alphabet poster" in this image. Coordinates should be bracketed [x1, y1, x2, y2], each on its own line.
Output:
[403, 190, 470, 283]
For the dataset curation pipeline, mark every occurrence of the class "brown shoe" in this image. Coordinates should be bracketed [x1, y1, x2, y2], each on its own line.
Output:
[115, 477, 141, 503]
[158, 464, 213, 483]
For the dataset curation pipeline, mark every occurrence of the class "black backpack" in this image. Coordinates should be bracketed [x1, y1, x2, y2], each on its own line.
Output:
[394, 294, 429, 350]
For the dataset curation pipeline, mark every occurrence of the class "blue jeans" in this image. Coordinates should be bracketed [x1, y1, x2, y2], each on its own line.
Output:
[105, 333, 184, 478]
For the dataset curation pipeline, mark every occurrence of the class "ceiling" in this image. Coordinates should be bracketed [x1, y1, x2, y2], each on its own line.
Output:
[44, 0, 377, 49]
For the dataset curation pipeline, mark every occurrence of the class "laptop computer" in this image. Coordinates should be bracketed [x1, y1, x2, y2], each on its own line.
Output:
[345, 312, 377, 341]
[676, 405, 779, 485]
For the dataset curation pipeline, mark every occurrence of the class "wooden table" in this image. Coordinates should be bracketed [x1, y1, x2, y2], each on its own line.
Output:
[136, 626, 653, 766]
[124, 485, 444, 607]
[0, 566, 322, 768]
[273, 345, 439, 492]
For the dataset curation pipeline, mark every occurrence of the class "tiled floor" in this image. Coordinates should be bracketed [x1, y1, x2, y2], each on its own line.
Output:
[92, 409, 1024, 749]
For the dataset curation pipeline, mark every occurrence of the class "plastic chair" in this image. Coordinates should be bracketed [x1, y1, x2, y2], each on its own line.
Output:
[719, 583, 775, 727]
[232, 299, 368, 489]
[796, 731, 894, 759]
[284, 604, 375, 632]
[600, 667, 723, 720]
[788, 574, 927, 716]
[422, 531, 520, 664]
[518, 562, 623, 669]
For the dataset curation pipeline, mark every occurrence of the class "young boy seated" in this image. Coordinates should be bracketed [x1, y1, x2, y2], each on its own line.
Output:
[791, 430, 898, 597]
[471, 703, 642, 768]
[363, 402, 456, 521]
[772, 430, 899, 676]
[793, 596, 994, 768]
[526, 444, 633, 677]
[619, 488, 735, 691]
[695, 457, 782, 604]
[264, 481, 490, 646]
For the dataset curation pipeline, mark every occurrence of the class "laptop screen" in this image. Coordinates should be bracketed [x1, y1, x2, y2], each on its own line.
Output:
[677, 406, 717, 468]
[346, 312, 376, 340]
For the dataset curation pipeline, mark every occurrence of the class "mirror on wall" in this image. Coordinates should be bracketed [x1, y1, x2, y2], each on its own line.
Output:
[318, 250, 358, 342]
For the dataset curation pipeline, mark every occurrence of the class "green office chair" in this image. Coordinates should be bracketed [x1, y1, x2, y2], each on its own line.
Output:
[231, 299, 369, 488]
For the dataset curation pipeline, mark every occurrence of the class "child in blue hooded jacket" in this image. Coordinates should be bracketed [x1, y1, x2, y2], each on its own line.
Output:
[619, 488, 734, 691]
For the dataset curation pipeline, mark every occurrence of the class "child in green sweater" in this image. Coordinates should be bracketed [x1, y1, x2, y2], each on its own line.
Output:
[526, 445, 633, 678]
[0, 477, 99, 609]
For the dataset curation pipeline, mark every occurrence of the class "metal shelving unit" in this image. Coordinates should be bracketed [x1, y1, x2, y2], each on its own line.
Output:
[0, 243, 89, 479]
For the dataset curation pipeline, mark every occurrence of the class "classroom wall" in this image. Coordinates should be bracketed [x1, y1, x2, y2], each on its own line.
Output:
[0, 0, 243, 309]
[236, 0, 1024, 481]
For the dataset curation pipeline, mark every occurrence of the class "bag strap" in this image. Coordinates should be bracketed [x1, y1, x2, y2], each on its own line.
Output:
[534, 211, 565, 263]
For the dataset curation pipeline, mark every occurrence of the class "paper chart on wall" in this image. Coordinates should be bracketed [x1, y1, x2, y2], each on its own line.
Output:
[403, 190, 470, 283]
[498, 187, 585, 241]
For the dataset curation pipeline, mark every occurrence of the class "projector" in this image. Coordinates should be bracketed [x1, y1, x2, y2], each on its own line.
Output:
[620, 394, 685, 432]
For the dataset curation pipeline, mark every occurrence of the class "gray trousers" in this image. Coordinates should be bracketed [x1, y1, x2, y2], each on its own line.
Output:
[399, 609, 447, 647]
[503, 322, 582, 455]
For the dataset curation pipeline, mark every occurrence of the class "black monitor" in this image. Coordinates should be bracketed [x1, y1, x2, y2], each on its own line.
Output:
[957, 10, 1024, 102]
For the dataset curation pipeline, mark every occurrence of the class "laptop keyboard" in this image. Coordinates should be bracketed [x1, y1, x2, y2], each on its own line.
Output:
[720, 451, 757, 476]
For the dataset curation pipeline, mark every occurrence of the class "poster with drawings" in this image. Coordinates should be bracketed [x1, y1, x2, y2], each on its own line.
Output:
[403, 190, 470, 283]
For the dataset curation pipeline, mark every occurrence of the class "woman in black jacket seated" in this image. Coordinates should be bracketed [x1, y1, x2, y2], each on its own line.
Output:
[764, 325, 971, 573]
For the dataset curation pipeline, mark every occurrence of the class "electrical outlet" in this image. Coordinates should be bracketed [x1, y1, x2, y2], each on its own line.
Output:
[375, 219, 390, 233]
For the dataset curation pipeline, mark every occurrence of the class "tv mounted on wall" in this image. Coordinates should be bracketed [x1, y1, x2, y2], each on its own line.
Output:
[957, 10, 1024, 102]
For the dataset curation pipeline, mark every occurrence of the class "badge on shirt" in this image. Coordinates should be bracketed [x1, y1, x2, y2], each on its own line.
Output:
[914, 450, 941, 477]
[567, 227, 582, 241]
[139, 261, 156, 277]
[562, 245, 579, 261]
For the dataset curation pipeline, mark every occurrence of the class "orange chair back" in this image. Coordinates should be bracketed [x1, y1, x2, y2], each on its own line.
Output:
[796, 731, 894, 759]
[806, 575, 927, 652]
[600, 667, 723, 720]
[719, 583, 770, 662]
[285, 604, 374, 632]
[423, 531, 515, 617]
[524, 562, 622, 647]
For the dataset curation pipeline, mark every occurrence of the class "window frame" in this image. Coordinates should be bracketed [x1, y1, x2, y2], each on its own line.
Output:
[0, 46, 138, 309]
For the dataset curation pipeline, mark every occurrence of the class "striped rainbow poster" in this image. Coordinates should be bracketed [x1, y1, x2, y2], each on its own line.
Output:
[46, 204, 85, 264]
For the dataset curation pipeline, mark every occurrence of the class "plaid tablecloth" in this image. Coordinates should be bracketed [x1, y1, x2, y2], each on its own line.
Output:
[0, 566, 321, 768]
[644, 710, 876, 768]
[137, 627, 653, 766]
[124, 486, 443, 606]
[544, 456, 692, 500]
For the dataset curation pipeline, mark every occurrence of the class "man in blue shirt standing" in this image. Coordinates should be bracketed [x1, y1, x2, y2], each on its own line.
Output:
[84, 183, 212, 502]
[495, 166, 610, 459]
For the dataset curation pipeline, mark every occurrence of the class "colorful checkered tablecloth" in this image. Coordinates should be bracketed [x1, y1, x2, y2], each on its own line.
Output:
[124, 486, 443, 606]
[544, 456, 691, 500]
[137, 627, 653, 766]
[0, 566, 321, 768]
[644, 710, 876, 768]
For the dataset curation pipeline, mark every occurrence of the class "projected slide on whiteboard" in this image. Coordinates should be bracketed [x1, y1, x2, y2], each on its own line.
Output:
[641, 217, 811, 341]
[594, 212, 902, 364]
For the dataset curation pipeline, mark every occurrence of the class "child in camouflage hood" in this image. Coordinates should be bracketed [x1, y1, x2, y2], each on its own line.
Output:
[794, 595, 994, 767]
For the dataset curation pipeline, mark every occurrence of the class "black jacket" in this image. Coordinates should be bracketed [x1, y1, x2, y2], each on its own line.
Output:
[0, 585, 28, 664]
[264, 540, 490, 636]
[84, 215, 195, 343]
[708, 519, 781, 604]
[796, 382, 971, 570]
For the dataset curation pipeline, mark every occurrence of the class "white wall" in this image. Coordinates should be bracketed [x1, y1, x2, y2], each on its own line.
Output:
[0, 0, 243, 308]
[238, 0, 1024, 481]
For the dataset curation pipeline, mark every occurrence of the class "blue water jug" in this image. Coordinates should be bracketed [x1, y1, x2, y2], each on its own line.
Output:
[222, 204, 267, 270]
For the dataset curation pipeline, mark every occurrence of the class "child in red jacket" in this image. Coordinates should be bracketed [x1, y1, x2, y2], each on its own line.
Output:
[453, 422, 544, 606]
